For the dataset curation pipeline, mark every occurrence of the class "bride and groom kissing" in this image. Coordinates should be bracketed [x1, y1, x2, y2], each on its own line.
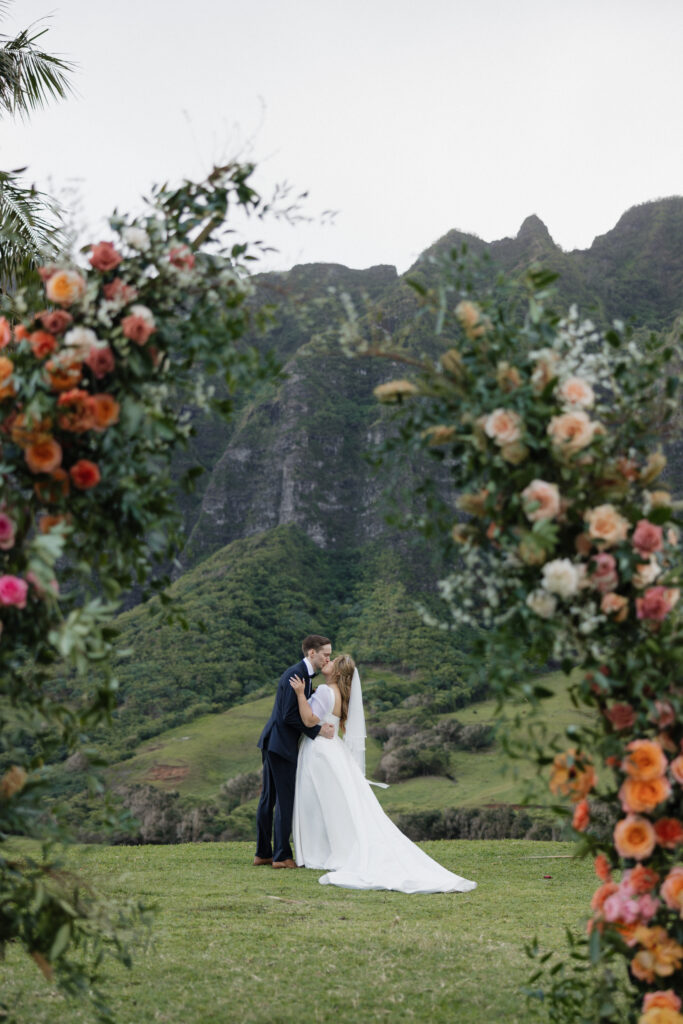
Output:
[255, 635, 477, 894]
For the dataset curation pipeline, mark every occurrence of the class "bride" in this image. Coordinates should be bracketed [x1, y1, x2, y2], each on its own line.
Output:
[290, 653, 476, 894]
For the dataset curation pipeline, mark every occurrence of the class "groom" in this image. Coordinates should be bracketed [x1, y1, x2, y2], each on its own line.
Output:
[254, 635, 334, 868]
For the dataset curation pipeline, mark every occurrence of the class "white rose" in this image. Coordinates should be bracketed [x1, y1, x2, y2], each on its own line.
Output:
[541, 558, 581, 599]
[526, 589, 557, 619]
[122, 226, 151, 252]
[63, 326, 99, 358]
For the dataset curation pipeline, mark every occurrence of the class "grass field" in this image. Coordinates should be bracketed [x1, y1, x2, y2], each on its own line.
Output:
[2, 839, 596, 1023]
[109, 671, 589, 822]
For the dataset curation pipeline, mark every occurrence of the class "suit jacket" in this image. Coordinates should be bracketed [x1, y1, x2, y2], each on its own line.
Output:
[258, 659, 322, 762]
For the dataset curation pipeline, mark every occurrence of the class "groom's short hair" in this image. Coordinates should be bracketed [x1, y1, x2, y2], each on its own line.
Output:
[302, 634, 330, 654]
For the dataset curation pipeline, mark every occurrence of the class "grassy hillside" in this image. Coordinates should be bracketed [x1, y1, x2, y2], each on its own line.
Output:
[2, 838, 604, 1024]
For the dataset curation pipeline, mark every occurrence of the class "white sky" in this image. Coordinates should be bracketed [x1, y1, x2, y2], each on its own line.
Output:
[3, 0, 682, 273]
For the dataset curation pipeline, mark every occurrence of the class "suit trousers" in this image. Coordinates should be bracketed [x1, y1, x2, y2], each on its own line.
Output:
[255, 748, 297, 862]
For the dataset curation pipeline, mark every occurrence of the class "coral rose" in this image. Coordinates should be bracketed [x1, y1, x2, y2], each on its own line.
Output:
[660, 866, 683, 915]
[85, 344, 115, 379]
[643, 992, 682, 1013]
[549, 750, 596, 802]
[557, 376, 595, 409]
[636, 587, 679, 623]
[91, 394, 120, 430]
[0, 574, 28, 608]
[601, 592, 628, 620]
[548, 409, 599, 455]
[0, 512, 15, 550]
[38, 309, 72, 334]
[0, 316, 11, 348]
[590, 552, 619, 593]
[633, 519, 664, 558]
[484, 408, 523, 446]
[655, 818, 683, 849]
[29, 330, 57, 359]
[625, 865, 660, 894]
[591, 881, 619, 913]
[102, 278, 138, 304]
[45, 269, 86, 306]
[614, 815, 656, 860]
[572, 799, 590, 831]
[619, 775, 671, 814]
[670, 755, 683, 785]
[521, 479, 560, 522]
[38, 514, 66, 535]
[605, 702, 636, 730]
[25, 438, 62, 474]
[89, 241, 122, 271]
[623, 739, 668, 781]
[57, 389, 96, 433]
[585, 504, 630, 547]
[69, 460, 100, 490]
[594, 854, 612, 881]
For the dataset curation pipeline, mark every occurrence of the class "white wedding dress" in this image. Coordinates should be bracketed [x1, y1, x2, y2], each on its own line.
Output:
[292, 681, 476, 894]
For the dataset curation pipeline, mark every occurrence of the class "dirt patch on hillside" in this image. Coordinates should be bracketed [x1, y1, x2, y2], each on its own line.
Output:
[146, 763, 190, 783]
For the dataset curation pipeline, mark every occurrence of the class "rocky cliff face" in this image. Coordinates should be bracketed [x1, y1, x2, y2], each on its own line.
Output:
[177, 198, 683, 569]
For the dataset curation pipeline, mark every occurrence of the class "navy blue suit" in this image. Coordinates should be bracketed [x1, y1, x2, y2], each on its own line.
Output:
[256, 660, 321, 862]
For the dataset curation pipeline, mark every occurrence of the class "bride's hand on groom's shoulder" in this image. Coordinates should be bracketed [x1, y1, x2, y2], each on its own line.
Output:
[290, 674, 305, 694]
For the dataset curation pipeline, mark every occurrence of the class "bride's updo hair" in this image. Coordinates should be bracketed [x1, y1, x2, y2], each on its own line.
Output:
[329, 653, 355, 731]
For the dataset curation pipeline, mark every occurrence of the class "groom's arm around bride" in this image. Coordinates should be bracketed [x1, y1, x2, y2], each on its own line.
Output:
[254, 635, 334, 868]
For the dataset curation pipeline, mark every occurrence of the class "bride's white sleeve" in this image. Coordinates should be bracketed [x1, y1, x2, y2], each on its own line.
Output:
[309, 683, 335, 721]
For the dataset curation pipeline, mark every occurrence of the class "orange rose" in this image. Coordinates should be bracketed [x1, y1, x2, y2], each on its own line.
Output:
[29, 330, 57, 359]
[25, 438, 63, 475]
[622, 739, 668, 781]
[91, 393, 120, 430]
[0, 316, 11, 349]
[661, 866, 683, 915]
[627, 864, 660, 894]
[38, 514, 66, 535]
[45, 269, 86, 307]
[639, 1007, 683, 1023]
[34, 468, 70, 503]
[631, 925, 683, 982]
[594, 854, 612, 881]
[655, 819, 683, 849]
[614, 815, 656, 861]
[643, 991, 682, 1013]
[69, 459, 100, 490]
[45, 357, 83, 392]
[57, 388, 96, 433]
[572, 799, 590, 831]
[549, 749, 596, 802]
[619, 776, 671, 814]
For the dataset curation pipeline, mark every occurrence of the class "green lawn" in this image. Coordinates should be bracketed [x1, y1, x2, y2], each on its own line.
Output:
[2, 839, 596, 1023]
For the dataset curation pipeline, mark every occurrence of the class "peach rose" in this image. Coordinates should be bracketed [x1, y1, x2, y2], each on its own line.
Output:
[614, 815, 656, 860]
[661, 866, 683, 914]
[633, 520, 664, 558]
[622, 739, 668, 781]
[521, 479, 560, 522]
[374, 379, 419, 402]
[654, 818, 683, 849]
[619, 775, 671, 814]
[557, 376, 595, 409]
[45, 269, 86, 306]
[25, 438, 62, 474]
[585, 504, 630, 547]
[572, 799, 590, 831]
[69, 460, 100, 490]
[455, 299, 488, 339]
[548, 409, 599, 455]
[601, 592, 628, 621]
[639, 1006, 683, 1023]
[549, 749, 596, 802]
[89, 241, 122, 271]
[636, 587, 679, 623]
[670, 755, 683, 785]
[484, 408, 523, 446]
[643, 991, 682, 1013]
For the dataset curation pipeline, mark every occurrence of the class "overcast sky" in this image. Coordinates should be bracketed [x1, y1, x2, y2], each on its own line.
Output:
[3, 0, 682, 273]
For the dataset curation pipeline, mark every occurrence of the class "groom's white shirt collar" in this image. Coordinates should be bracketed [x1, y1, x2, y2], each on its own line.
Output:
[303, 656, 315, 677]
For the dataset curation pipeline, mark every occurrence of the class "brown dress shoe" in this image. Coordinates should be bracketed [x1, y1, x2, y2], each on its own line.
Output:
[253, 856, 273, 866]
[272, 858, 298, 869]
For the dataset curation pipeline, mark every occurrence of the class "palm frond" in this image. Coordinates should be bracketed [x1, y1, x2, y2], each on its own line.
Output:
[0, 22, 75, 117]
[0, 170, 64, 290]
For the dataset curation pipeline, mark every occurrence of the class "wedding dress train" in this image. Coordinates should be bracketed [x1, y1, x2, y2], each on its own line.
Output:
[292, 686, 476, 894]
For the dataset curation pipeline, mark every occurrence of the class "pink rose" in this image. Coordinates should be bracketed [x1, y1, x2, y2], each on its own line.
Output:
[605, 702, 636, 730]
[169, 245, 195, 270]
[102, 278, 138, 304]
[636, 586, 679, 622]
[85, 345, 115, 379]
[521, 479, 560, 522]
[121, 315, 156, 346]
[632, 519, 664, 558]
[0, 574, 28, 608]
[652, 700, 676, 730]
[89, 241, 122, 272]
[590, 552, 619, 593]
[38, 309, 73, 334]
[0, 512, 15, 551]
